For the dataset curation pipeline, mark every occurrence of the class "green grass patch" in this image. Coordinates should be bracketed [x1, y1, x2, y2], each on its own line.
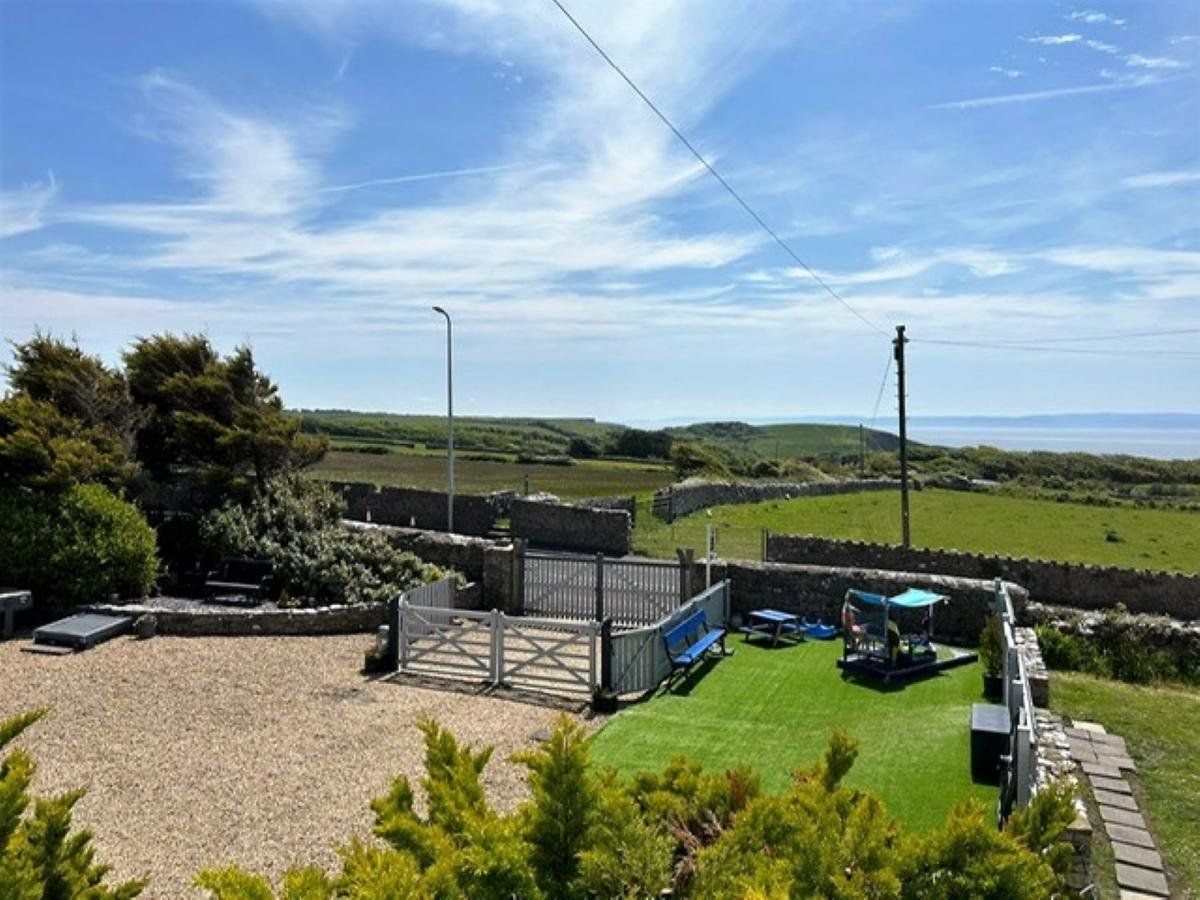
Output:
[589, 638, 993, 832]
[1051, 673, 1200, 896]
[633, 488, 1200, 571]
[308, 449, 673, 501]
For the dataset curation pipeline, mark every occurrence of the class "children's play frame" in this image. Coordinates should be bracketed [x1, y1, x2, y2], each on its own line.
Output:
[837, 587, 977, 682]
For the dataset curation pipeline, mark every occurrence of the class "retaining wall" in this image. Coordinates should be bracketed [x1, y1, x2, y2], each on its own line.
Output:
[86, 600, 387, 636]
[696, 559, 1026, 646]
[577, 495, 637, 524]
[652, 478, 901, 522]
[509, 500, 632, 556]
[327, 481, 496, 535]
[765, 534, 1200, 620]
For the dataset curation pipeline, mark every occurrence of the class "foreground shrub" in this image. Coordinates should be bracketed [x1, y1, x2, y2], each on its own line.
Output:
[195, 718, 1072, 900]
[200, 476, 444, 605]
[0, 483, 158, 606]
[1, 709, 146, 898]
[1036, 623, 1197, 686]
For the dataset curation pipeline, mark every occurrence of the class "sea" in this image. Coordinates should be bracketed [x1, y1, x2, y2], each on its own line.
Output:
[904, 427, 1200, 460]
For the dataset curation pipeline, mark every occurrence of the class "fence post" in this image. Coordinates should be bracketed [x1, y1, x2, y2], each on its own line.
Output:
[595, 553, 605, 622]
[491, 609, 504, 687]
[512, 539, 526, 615]
[385, 594, 401, 671]
[676, 548, 695, 603]
[762, 528, 768, 562]
[600, 618, 613, 692]
[399, 599, 409, 668]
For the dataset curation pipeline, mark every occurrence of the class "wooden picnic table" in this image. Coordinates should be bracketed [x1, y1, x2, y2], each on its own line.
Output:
[1, 589, 32, 639]
[743, 608, 803, 647]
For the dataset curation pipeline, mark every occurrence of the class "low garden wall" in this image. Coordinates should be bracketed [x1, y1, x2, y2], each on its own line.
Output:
[576, 495, 637, 524]
[765, 534, 1200, 620]
[344, 520, 494, 583]
[509, 500, 631, 556]
[86, 598, 388, 636]
[327, 481, 496, 536]
[695, 559, 1026, 646]
[652, 478, 900, 522]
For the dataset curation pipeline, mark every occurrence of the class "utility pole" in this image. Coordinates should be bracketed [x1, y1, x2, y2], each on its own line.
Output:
[432, 307, 455, 532]
[894, 325, 910, 547]
[858, 423, 865, 475]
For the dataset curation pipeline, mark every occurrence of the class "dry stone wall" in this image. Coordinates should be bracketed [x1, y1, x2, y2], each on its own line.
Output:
[765, 534, 1200, 620]
[509, 500, 631, 556]
[327, 481, 496, 535]
[344, 521, 494, 582]
[652, 478, 901, 522]
[696, 559, 1024, 645]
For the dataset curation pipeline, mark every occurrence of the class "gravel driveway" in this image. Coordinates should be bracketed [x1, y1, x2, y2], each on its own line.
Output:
[0, 634, 574, 897]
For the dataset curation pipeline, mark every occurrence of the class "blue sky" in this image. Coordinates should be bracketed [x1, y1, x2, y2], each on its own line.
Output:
[1, 0, 1198, 423]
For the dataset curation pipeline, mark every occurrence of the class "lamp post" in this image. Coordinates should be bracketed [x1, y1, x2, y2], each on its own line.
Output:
[432, 306, 454, 532]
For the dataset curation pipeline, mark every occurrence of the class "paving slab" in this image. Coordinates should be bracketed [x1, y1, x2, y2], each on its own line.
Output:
[1099, 805, 1147, 829]
[1070, 743, 1099, 762]
[1099, 754, 1138, 771]
[1105, 823, 1156, 848]
[1111, 841, 1163, 871]
[1073, 720, 1107, 734]
[1082, 761, 1123, 779]
[1095, 789, 1139, 811]
[1092, 733, 1128, 753]
[1115, 863, 1169, 897]
[1092, 776, 1133, 795]
[1065, 726, 1097, 741]
[1119, 892, 1164, 900]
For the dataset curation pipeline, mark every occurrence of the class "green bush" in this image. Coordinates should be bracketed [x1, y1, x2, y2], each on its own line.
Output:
[2, 709, 147, 898]
[0, 483, 158, 606]
[978, 615, 1004, 677]
[200, 475, 445, 606]
[1036, 624, 1196, 686]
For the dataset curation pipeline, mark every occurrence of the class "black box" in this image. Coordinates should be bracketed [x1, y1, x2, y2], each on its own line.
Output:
[970, 702, 1010, 784]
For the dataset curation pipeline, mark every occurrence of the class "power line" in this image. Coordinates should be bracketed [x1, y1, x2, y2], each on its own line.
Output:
[911, 337, 1200, 360]
[547, 0, 886, 337]
[867, 353, 893, 431]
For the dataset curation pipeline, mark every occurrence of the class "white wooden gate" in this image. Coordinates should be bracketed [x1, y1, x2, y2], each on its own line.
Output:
[497, 615, 598, 694]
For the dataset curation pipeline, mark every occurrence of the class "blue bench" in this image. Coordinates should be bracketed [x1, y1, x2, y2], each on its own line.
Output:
[663, 609, 727, 674]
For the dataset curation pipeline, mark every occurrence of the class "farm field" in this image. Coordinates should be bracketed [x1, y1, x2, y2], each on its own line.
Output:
[308, 447, 673, 500]
[589, 637, 993, 832]
[632, 488, 1200, 572]
[1052, 673, 1200, 897]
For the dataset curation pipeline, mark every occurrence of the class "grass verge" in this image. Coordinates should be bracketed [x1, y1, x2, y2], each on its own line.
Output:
[1051, 672, 1200, 897]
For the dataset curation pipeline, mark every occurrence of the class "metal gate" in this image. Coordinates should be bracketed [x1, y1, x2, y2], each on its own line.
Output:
[520, 550, 684, 627]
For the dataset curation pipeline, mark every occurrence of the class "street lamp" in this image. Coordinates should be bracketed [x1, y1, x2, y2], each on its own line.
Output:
[432, 306, 454, 532]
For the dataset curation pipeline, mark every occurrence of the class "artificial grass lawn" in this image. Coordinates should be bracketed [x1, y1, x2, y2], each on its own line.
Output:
[1051, 673, 1200, 897]
[632, 488, 1200, 572]
[589, 638, 994, 833]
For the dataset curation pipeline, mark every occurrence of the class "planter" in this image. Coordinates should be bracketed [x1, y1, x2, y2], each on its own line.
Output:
[982, 672, 1003, 701]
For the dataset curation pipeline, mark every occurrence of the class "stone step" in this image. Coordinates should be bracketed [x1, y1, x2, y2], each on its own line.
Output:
[1111, 841, 1163, 871]
[1115, 863, 1169, 897]
[1072, 719, 1107, 734]
[1092, 775, 1133, 795]
[1105, 823, 1156, 848]
[1120, 892, 1165, 900]
[1082, 761, 1123, 779]
[1097, 752, 1138, 771]
[1099, 805, 1147, 829]
[1092, 733, 1128, 754]
[1094, 789, 1139, 811]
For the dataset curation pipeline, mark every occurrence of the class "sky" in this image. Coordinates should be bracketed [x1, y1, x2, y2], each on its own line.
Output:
[1, 0, 1198, 424]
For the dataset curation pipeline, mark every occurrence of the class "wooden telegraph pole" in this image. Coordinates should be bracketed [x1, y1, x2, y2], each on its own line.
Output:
[894, 325, 911, 547]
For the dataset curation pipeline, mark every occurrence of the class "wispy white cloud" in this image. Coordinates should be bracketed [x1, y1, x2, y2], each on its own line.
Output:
[1068, 10, 1126, 26]
[1121, 170, 1200, 189]
[0, 173, 58, 237]
[317, 163, 527, 194]
[1084, 39, 1120, 55]
[989, 66, 1023, 78]
[931, 79, 1151, 110]
[1125, 53, 1187, 70]
[1026, 34, 1083, 46]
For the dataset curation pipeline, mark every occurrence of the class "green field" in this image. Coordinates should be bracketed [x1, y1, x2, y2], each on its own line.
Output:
[309, 448, 673, 501]
[633, 488, 1200, 572]
[589, 638, 993, 832]
[1052, 673, 1200, 897]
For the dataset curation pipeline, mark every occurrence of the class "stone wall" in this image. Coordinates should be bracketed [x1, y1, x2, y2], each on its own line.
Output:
[345, 520, 495, 583]
[765, 534, 1200, 620]
[87, 599, 387, 636]
[327, 481, 496, 536]
[652, 478, 901, 522]
[577, 495, 637, 524]
[694, 559, 1025, 646]
[509, 500, 632, 556]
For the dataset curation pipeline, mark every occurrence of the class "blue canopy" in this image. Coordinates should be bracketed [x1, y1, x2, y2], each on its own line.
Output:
[847, 588, 945, 609]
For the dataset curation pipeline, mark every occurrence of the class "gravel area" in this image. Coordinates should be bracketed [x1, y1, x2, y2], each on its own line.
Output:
[0, 634, 576, 897]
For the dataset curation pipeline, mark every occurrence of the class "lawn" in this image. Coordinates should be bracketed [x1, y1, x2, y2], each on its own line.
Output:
[632, 488, 1200, 572]
[308, 448, 674, 501]
[589, 638, 993, 832]
[1051, 673, 1200, 897]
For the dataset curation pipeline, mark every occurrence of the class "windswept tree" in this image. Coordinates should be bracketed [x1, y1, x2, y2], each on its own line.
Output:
[123, 333, 327, 494]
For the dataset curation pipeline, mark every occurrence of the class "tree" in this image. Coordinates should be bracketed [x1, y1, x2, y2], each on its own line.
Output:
[611, 428, 673, 460]
[123, 334, 326, 494]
